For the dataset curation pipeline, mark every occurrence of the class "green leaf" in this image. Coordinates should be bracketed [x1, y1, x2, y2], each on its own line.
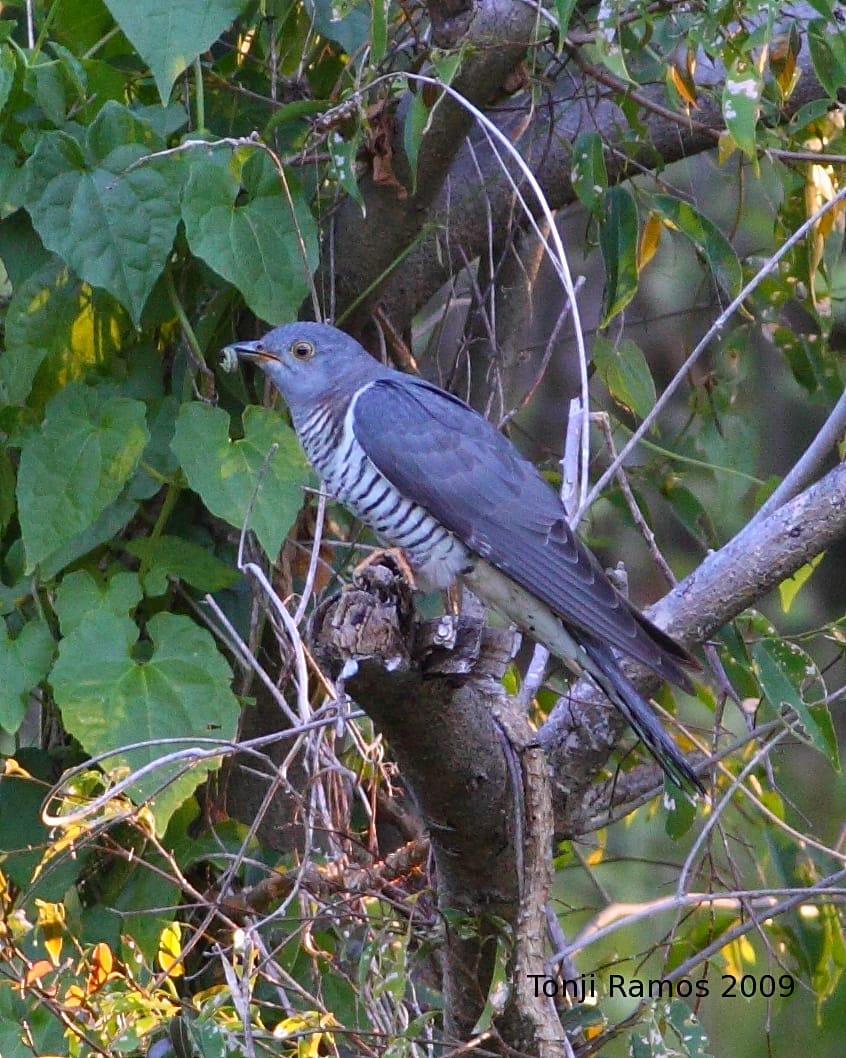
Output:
[102, 0, 248, 104]
[570, 132, 607, 216]
[23, 102, 183, 324]
[807, 19, 846, 101]
[51, 610, 239, 833]
[327, 129, 364, 208]
[752, 639, 839, 771]
[599, 185, 638, 324]
[0, 446, 14, 534]
[39, 497, 139, 582]
[722, 59, 763, 161]
[778, 554, 825, 614]
[664, 779, 696, 839]
[663, 1000, 714, 1058]
[53, 569, 143, 637]
[2, 250, 131, 413]
[307, 0, 371, 55]
[651, 193, 743, 298]
[632, 1001, 715, 1058]
[0, 749, 89, 900]
[0, 620, 55, 731]
[592, 336, 656, 420]
[171, 402, 313, 559]
[124, 535, 241, 595]
[16, 383, 149, 573]
[370, 0, 387, 64]
[403, 90, 431, 195]
[182, 152, 318, 325]
[812, 900, 846, 1015]
[23, 58, 69, 125]
[553, 0, 577, 39]
[590, 2, 632, 82]
[0, 45, 16, 116]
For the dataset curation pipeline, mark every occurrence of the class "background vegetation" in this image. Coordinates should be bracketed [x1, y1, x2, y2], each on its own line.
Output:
[1, 0, 845, 1055]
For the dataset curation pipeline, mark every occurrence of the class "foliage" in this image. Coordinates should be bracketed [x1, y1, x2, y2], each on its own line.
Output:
[0, 0, 844, 1056]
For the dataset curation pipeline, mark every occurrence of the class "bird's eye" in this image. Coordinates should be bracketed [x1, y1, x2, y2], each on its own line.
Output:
[290, 340, 315, 361]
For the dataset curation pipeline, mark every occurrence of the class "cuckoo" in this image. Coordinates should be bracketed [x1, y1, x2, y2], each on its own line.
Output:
[224, 322, 703, 793]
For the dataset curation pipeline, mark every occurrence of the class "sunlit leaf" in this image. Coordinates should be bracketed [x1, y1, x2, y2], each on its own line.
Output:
[86, 942, 114, 994]
[35, 899, 66, 965]
[158, 921, 184, 978]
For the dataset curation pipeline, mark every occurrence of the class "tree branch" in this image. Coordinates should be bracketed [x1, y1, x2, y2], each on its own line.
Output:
[369, 18, 829, 334]
[315, 0, 539, 333]
[539, 460, 846, 835]
[309, 557, 563, 1048]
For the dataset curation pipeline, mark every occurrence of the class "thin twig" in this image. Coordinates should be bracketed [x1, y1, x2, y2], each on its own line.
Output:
[580, 182, 846, 515]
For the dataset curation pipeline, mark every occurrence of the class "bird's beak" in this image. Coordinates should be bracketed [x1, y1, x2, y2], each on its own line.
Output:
[221, 340, 278, 373]
[223, 340, 263, 363]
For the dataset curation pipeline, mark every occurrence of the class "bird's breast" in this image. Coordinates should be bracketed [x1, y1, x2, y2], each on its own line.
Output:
[296, 397, 470, 590]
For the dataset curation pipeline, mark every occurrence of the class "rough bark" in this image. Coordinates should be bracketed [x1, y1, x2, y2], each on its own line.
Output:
[309, 558, 564, 1050]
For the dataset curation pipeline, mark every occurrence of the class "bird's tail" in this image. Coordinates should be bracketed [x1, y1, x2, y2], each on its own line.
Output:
[580, 636, 704, 795]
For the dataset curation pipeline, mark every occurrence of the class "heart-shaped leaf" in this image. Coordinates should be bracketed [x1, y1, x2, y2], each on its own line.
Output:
[51, 610, 239, 833]
[171, 402, 312, 559]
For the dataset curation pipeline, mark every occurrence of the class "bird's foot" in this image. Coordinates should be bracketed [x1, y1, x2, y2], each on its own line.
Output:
[352, 548, 416, 590]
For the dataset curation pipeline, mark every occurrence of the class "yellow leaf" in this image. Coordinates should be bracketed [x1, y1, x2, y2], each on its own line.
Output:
[87, 941, 114, 994]
[25, 959, 56, 988]
[158, 921, 184, 978]
[667, 64, 698, 109]
[638, 212, 662, 271]
[64, 984, 87, 1009]
[770, 33, 798, 97]
[35, 899, 65, 965]
[778, 554, 824, 613]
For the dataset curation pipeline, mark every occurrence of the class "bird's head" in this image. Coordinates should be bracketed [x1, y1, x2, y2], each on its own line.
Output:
[223, 322, 385, 408]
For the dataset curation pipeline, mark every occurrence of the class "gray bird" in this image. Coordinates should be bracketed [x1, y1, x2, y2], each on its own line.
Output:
[224, 322, 703, 793]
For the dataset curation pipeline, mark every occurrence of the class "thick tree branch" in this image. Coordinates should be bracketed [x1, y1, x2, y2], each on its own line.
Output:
[302, 463, 846, 1048]
[325, 2, 833, 334]
[309, 558, 563, 1049]
[315, 0, 538, 332]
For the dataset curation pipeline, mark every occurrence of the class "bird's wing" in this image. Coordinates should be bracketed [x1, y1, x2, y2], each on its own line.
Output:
[353, 376, 694, 688]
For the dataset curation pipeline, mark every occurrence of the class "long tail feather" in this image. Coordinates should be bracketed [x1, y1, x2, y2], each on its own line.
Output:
[580, 636, 704, 795]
